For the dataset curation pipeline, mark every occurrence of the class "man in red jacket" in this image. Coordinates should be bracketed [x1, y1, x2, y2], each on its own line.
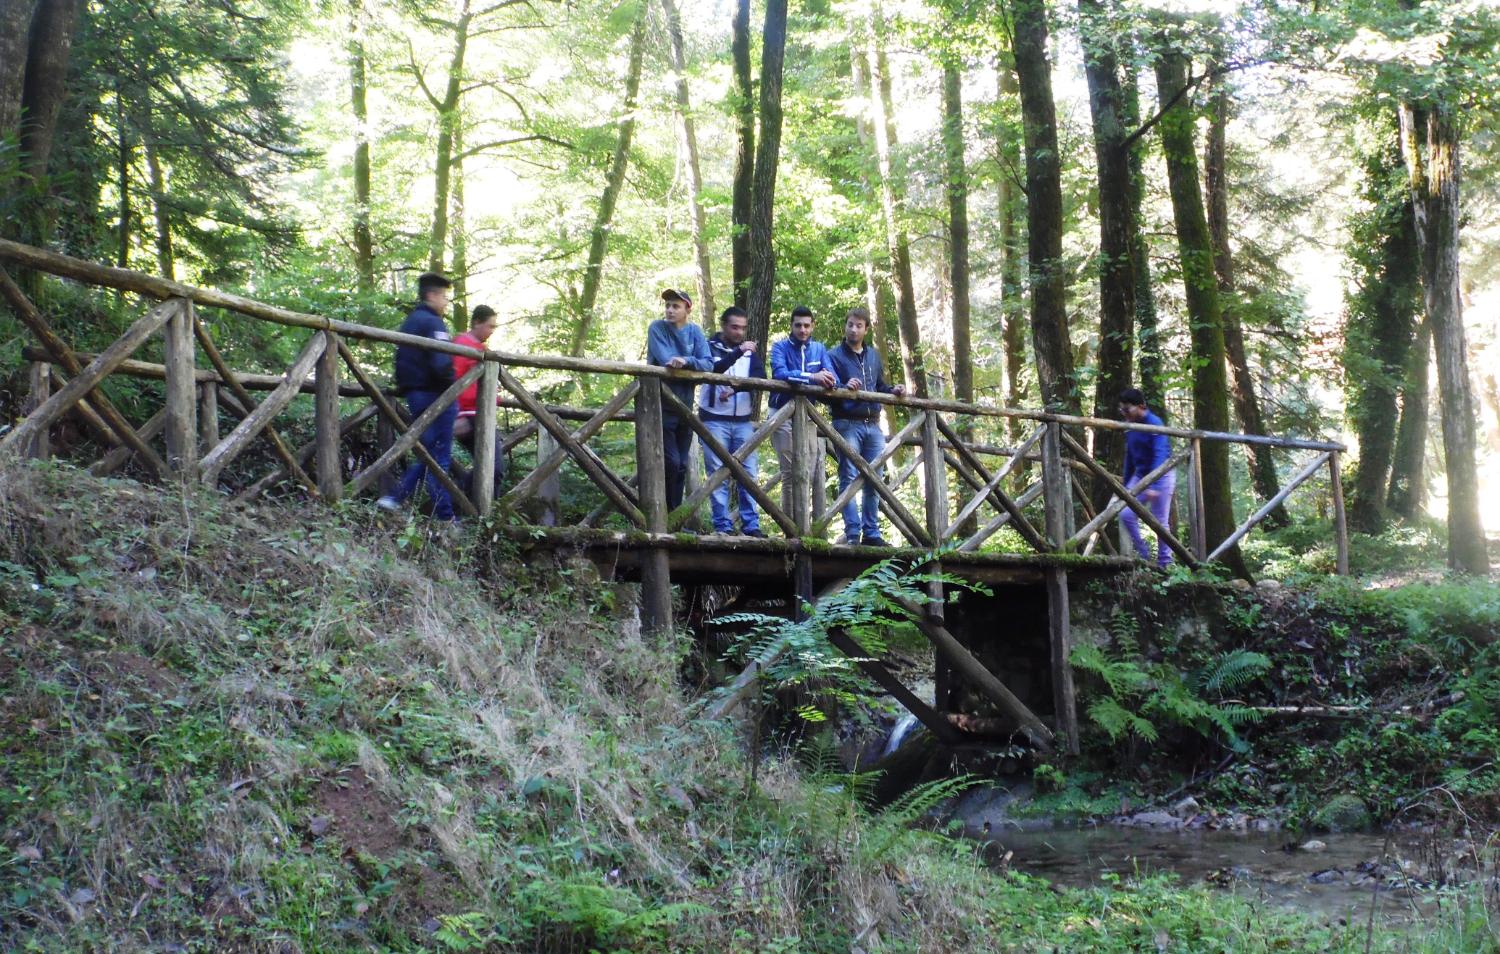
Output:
[451, 305, 505, 499]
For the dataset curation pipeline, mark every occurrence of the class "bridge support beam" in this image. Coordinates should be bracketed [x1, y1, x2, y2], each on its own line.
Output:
[635, 379, 673, 636]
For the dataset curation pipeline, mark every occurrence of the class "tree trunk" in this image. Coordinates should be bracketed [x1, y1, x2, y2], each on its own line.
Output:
[427, 1, 472, 275]
[661, 0, 714, 319]
[852, 48, 894, 371]
[746, 0, 788, 364]
[731, 0, 754, 310]
[0, 0, 37, 144]
[349, 0, 374, 295]
[1203, 57, 1286, 527]
[866, 1, 927, 398]
[1399, 102, 1488, 573]
[115, 86, 131, 271]
[144, 140, 174, 280]
[568, 8, 647, 357]
[451, 118, 468, 316]
[1387, 314, 1430, 520]
[942, 63, 973, 413]
[1154, 38, 1248, 578]
[1009, 0, 1077, 415]
[1122, 51, 1163, 417]
[18, 0, 79, 184]
[1345, 124, 1420, 533]
[1078, 0, 1135, 508]
[997, 59, 1027, 439]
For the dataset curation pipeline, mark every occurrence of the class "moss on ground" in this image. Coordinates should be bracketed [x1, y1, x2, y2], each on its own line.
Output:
[0, 460, 1492, 952]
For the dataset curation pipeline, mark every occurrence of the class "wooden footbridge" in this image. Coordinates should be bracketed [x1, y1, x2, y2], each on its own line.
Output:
[0, 240, 1349, 755]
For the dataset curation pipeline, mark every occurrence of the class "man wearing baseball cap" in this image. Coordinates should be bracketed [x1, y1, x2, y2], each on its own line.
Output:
[646, 288, 714, 510]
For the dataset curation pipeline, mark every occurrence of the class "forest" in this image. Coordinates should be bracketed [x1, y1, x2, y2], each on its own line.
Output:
[2, 0, 1497, 568]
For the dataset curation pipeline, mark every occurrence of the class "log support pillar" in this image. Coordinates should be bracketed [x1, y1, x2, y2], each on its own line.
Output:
[471, 358, 499, 514]
[315, 330, 342, 501]
[197, 382, 219, 452]
[162, 300, 197, 479]
[1041, 421, 1079, 755]
[635, 378, 673, 636]
[22, 361, 51, 458]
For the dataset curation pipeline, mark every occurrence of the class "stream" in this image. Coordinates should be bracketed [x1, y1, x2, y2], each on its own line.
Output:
[978, 826, 1474, 925]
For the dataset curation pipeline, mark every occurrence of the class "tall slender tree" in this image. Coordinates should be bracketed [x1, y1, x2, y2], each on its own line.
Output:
[866, 0, 927, 397]
[1154, 31, 1248, 578]
[746, 0, 788, 358]
[1399, 101, 1488, 573]
[996, 59, 1028, 439]
[568, 6, 648, 357]
[730, 0, 754, 310]
[1121, 50, 1163, 416]
[1386, 315, 1430, 520]
[349, 0, 375, 295]
[661, 0, 714, 319]
[1203, 54, 1286, 526]
[1078, 0, 1135, 502]
[1008, 0, 1077, 414]
[942, 61, 973, 412]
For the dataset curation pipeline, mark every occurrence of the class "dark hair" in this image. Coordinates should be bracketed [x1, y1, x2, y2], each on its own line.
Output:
[1118, 387, 1146, 407]
[720, 306, 748, 324]
[790, 305, 813, 319]
[418, 272, 452, 300]
[471, 304, 497, 326]
[845, 305, 871, 325]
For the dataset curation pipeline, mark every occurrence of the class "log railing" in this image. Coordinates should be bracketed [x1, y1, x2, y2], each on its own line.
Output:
[0, 239, 1349, 573]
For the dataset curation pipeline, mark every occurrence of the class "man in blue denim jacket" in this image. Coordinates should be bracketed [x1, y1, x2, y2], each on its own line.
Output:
[378, 272, 459, 523]
[646, 288, 714, 510]
[826, 306, 904, 545]
[768, 305, 835, 516]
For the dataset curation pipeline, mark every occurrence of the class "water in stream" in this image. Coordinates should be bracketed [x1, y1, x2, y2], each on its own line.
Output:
[981, 826, 1473, 925]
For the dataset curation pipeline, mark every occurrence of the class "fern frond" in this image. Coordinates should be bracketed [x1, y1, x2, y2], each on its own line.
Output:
[1198, 649, 1271, 694]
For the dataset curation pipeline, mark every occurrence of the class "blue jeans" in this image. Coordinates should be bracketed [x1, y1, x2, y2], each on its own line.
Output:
[396, 390, 457, 521]
[1121, 473, 1176, 567]
[833, 418, 885, 541]
[702, 417, 759, 533]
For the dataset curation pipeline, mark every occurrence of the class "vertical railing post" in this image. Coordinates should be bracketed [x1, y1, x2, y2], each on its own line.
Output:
[197, 381, 219, 454]
[635, 377, 673, 636]
[162, 299, 198, 478]
[471, 357, 499, 515]
[1040, 419, 1079, 754]
[535, 427, 561, 526]
[1189, 438, 1207, 560]
[22, 360, 51, 458]
[314, 329, 342, 501]
[921, 409, 951, 708]
[375, 411, 399, 499]
[789, 397, 811, 537]
[1330, 449, 1349, 575]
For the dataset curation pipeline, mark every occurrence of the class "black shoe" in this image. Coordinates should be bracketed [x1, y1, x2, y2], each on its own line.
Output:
[742, 528, 766, 538]
[861, 536, 891, 547]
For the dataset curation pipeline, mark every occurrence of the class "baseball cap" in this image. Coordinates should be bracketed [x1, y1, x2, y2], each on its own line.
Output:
[661, 288, 693, 307]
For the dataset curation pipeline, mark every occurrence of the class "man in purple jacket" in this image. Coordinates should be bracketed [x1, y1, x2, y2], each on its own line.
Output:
[1118, 387, 1175, 567]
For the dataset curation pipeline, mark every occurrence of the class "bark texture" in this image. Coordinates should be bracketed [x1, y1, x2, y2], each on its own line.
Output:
[997, 60, 1027, 439]
[1078, 0, 1135, 503]
[18, 0, 79, 184]
[1121, 52, 1163, 417]
[425, 0, 473, 274]
[1154, 40, 1248, 578]
[1203, 60, 1286, 526]
[349, 0, 374, 294]
[1010, 0, 1077, 414]
[1399, 102, 1487, 573]
[1387, 314, 1430, 520]
[0, 0, 37, 145]
[567, 8, 648, 357]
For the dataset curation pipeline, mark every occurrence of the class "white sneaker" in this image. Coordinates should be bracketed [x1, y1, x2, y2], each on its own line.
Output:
[376, 496, 401, 512]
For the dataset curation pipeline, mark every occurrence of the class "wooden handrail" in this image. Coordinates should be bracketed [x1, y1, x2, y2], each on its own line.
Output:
[0, 239, 1344, 454]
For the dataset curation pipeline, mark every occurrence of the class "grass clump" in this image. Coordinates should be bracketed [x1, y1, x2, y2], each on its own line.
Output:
[0, 460, 1490, 951]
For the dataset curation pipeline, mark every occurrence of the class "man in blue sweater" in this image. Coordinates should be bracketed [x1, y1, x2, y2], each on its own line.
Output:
[1118, 387, 1175, 567]
[646, 288, 714, 510]
[768, 305, 835, 517]
[826, 306, 904, 546]
[379, 273, 459, 523]
[699, 306, 764, 536]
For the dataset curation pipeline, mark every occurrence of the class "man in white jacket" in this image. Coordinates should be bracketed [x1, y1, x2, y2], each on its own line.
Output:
[698, 306, 765, 536]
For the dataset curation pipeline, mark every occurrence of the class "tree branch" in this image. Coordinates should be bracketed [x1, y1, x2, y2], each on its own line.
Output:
[453, 133, 572, 162]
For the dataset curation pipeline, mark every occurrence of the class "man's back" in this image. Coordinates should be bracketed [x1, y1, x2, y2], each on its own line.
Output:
[395, 304, 454, 393]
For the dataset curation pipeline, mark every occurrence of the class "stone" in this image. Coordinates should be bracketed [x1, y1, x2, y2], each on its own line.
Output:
[1312, 794, 1371, 833]
[1170, 796, 1200, 818]
[1128, 811, 1184, 830]
[1256, 579, 1282, 590]
[1300, 839, 1327, 852]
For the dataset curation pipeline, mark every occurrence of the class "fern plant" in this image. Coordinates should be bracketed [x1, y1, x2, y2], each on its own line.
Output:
[1070, 644, 1271, 752]
[713, 545, 988, 721]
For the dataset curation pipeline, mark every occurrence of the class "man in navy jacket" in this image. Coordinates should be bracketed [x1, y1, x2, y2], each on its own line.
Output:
[379, 273, 459, 523]
[646, 288, 714, 510]
[768, 305, 835, 517]
[1118, 387, 1176, 566]
[826, 306, 903, 545]
[698, 306, 765, 535]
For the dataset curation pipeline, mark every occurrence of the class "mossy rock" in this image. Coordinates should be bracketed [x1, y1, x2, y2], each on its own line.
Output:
[1311, 794, 1371, 833]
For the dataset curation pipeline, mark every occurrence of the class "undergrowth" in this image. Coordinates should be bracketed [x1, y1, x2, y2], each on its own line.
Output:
[0, 460, 1489, 952]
